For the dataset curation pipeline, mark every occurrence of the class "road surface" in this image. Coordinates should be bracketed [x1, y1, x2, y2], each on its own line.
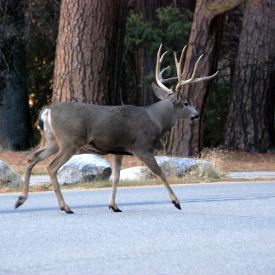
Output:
[1, 181, 275, 274]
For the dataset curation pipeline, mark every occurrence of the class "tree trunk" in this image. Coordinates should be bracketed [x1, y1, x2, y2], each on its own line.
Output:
[52, 0, 127, 105]
[132, 0, 166, 106]
[167, 0, 246, 156]
[0, 0, 34, 151]
[223, 0, 275, 152]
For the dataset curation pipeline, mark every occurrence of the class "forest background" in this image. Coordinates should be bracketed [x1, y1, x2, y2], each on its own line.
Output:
[0, 0, 275, 157]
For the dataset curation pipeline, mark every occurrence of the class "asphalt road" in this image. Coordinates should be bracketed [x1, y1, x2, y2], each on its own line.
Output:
[1, 181, 275, 275]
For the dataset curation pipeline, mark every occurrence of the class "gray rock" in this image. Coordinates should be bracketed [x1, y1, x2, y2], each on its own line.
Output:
[0, 160, 23, 187]
[118, 166, 154, 181]
[118, 156, 210, 181]
[57, 154, 111, 185]
[155, 156, 210, 177]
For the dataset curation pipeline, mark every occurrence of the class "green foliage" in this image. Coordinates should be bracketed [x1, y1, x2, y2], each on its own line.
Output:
[125, 7, 193, 55]
[156, 6, 192, 51]
[204, 76, 231, 147]
[125, 11, 161, 51]
[123, 7, 193, 104]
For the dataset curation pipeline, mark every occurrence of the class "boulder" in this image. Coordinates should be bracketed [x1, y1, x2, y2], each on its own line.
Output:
[57, 154, 111, 185]
[0, 160, 23, 187]
[118, 166, 154, 181]
[155, 156, 210, 177]
[118, 156, 210, 181]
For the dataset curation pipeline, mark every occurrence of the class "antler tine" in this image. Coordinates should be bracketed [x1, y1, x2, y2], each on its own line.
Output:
[156, 44, 174, 92]
[159, 66, 179, 83]
[177, 54, 219, 88]
[174, 46, 187, 88]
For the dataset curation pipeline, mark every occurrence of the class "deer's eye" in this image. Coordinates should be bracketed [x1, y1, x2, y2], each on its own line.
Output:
[184, 103, 189, 106]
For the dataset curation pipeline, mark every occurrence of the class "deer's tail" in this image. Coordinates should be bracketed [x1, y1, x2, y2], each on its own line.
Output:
[38, 108, 52, 133]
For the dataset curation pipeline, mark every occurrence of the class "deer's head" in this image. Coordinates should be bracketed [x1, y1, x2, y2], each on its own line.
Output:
[152, 45, 218, 120]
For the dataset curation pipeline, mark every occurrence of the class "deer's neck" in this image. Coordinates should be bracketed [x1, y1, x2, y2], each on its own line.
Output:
[145, 99, 178, 134]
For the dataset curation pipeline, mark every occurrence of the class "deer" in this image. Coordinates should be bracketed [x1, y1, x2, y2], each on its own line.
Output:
[15, 45, 218, 213]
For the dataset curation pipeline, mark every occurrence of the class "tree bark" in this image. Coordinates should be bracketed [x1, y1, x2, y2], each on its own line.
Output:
[132, 0, 166, 106]
[0, 0, 34, 151]
[52, 0, 127, 105]
[167, 0, 246, 156]
[223, 0, 275, 152]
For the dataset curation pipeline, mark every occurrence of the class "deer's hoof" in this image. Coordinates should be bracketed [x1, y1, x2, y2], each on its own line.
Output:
[109, 205, 122, 212]
[66, 209, 74, 214]
[14, 196, 26, 209]
[172, 200, 181, 210]
[61, 205, 74, 214]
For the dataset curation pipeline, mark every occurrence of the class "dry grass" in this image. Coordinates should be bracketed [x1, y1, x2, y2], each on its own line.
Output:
[196, 149, 225, 178]
[2, 148, 275, 175]
[1, 148, 275, 193]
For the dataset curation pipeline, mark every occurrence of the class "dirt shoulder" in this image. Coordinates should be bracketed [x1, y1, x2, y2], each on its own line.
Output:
[1, 149, 275, 175]
[216, 150, 275, 172]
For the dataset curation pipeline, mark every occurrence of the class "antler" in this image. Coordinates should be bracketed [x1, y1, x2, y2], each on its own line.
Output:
[174, 51, 219, 92]
[155, 44, 219, 93]
[155, 44, 178, 93]
[174, 46, 187, 85]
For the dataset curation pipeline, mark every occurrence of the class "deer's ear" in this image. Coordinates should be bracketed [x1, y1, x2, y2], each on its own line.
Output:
[151, 83, 170, 100]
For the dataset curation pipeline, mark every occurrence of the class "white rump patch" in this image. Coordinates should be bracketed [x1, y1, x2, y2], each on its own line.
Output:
[41, 108, 53, 132]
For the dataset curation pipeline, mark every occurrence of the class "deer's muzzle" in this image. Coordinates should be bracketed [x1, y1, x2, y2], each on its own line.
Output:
[191, 114, 199, 120]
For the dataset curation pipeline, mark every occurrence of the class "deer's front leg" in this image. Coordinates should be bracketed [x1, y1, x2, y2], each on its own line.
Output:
[134, 152, 181, 210]
[47, 150, 75, 214]
[109, 155, 123, 212]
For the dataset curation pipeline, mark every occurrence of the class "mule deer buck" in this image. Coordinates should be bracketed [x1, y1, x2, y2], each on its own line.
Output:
[15, 45, 218, 213]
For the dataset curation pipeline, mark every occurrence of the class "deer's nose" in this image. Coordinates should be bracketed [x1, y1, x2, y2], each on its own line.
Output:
[191, 114, 199, 120]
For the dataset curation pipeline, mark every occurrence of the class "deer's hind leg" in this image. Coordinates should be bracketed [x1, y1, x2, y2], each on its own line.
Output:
[46, 144, 79, 214]
[134, 152, 181, 210]
[15, 131, 59, 209]
[109, 154, 123, 212]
